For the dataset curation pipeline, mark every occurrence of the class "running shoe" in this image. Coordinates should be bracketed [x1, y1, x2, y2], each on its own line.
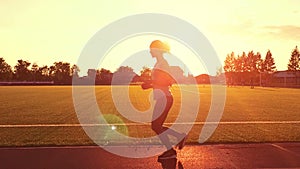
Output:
[158, 148, 177, 160]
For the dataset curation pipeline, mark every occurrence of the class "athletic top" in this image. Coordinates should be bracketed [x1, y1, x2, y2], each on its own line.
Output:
[152, 57, 173, 100]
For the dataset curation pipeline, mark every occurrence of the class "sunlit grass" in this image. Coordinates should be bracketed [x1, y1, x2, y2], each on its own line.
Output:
[0, 85, 299, 146]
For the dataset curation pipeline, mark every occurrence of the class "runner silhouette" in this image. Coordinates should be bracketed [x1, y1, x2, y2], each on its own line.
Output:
[142, 40, 187, 160]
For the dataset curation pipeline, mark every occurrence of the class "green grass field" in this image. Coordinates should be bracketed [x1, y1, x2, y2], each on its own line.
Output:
[0, 85, 300, 147]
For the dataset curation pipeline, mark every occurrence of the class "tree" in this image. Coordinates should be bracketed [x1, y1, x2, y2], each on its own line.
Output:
[14, 60, 31, 81]
[246, 51, 262, 88]
[48, 65, 55, 81]
[224, 52, 236, 86]
[71, 64, 80, 78]
[246, 51, 254, 72]
[262, 50, 276, 73]
[235, 52, 248, 85]
[0, 57, 13, 81]
[288, 46, 300, 71]
[30, 63, 51, 82]
[287, 46, 300, 85]
[96, 68, 112, 85]
[140, 66, 152, 82]
[52, 62, 72, 84]
[235, 52, 247, 73]
[39, 65, 50, 81]
[246, 51, 262, 72]
[255, 52, 263, 72]
[31, 63, 41, 81]
[223, 52, 236, 73]
[216, 66, 223, 76]
[115, 66, 134, 73]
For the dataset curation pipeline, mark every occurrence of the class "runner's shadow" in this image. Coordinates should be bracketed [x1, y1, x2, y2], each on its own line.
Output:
[158, 158, 184, 169]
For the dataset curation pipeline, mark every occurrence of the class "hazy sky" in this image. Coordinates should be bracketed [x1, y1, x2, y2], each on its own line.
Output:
[1, 0, 300, 75]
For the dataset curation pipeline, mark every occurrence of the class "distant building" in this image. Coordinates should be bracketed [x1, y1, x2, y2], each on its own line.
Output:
[87, 69, 96, 78]
[195, 74, 210, 84]
[272, 71, 300, 87]
[73, 69, 97, 85]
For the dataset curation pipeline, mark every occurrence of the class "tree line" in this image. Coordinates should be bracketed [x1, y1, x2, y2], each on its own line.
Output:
[0, 59, 79, 84]
[1, 46, 299, 85]
[223, 46, 300, 86]
[0, 58, 153, 85]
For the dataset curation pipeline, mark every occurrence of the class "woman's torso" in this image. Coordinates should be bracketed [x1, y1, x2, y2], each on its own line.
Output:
[152, 58, 172, 99]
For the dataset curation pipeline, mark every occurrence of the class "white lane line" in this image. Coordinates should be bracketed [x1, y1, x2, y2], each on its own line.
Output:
[270, 143, 300, 157]
[0, 145, 166, 150]
[0, 121, 300, 128]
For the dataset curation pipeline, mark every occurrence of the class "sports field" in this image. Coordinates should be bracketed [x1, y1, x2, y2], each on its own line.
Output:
[0, 85, 299, 147]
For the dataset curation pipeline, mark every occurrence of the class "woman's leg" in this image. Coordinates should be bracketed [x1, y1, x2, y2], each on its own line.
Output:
[151, 96, 183, 150]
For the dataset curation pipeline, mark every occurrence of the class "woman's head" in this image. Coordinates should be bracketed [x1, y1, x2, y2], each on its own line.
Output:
[149, 40, 170, 58]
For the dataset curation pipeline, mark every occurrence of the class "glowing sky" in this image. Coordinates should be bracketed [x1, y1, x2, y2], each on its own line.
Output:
[0, 0, 300, 76]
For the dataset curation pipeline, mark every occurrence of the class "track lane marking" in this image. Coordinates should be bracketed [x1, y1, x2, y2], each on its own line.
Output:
[1, 121, 300, 128]
[271, 143, 300, 158]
